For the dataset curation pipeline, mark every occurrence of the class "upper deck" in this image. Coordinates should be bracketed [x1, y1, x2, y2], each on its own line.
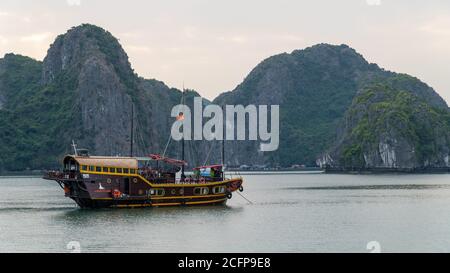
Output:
[46, 154, 229, 187]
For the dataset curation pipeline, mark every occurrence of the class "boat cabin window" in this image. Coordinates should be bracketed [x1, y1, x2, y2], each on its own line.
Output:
[213, 186, 226, 194]
[194, 187, 209, 195]
[80, 164, 138, 175]
[138, 159, 153, 169]
[63, 158, 79, 172]
[149, 189, 165, 196]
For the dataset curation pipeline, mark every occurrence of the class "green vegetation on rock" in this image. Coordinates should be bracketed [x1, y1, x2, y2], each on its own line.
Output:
[328, 81, 450, 169]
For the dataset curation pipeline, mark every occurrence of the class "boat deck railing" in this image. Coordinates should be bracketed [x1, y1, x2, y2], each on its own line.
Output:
[44, 169, 242, 184]
[43, 171, 79, 181]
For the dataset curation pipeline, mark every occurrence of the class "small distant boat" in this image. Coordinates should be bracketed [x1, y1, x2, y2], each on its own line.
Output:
[43, 90, 244, 208]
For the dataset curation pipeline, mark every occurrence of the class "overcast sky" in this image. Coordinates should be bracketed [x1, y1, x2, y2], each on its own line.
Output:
[0, 0, 449, 102]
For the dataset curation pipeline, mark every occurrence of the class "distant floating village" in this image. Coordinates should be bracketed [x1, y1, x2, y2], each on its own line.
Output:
[228, 164, 319, 172]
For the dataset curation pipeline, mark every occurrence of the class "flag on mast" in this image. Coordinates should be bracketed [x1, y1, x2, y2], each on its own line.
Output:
[176, 112, 185, 121]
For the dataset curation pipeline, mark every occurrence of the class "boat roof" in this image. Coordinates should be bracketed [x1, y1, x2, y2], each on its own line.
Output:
[64, 154, 186, 169]
[65, 155, 139, 169]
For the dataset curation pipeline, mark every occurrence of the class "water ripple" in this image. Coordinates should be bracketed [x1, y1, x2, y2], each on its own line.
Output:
[284, 184, 450, 190]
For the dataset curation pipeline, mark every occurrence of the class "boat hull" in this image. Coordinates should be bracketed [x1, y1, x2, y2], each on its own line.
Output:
[70, 196, 228, 209]
[44, 171, 243, 209]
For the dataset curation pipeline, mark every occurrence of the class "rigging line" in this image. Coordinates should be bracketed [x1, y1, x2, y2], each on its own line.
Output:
[162, 88, 185, 157]
[135, 119, 146, 156]
[236, 191, 254, 205]
[135, 120, 141, 155]
[202, 141, 215, 166]
[138, 118, 148, 155]
[188, 134, 195, 166]
[186, 138, 191, 166]
[132, 114, 139, 154]
[134, 110, 151, 157]
[162, 132, 173, 158]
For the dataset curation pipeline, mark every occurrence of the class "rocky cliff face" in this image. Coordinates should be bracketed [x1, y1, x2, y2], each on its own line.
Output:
[317, 81, 450, 170]
[39, 24, 141, 156]
[0, 24, 207, 171]
[214, 43, 447, 167]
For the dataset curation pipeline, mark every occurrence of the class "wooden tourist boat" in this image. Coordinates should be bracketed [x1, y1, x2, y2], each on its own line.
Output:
[44, 152, 243, 208]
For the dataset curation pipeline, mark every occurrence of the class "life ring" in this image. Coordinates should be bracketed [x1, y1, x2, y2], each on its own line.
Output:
[112, 189, 122, 199]
[226, 193, 233, 199]
[107, 178, 112, 184]
[133, 178, 138, 184]
[199, 177, 206, 184]
[64, 185, 70, 194]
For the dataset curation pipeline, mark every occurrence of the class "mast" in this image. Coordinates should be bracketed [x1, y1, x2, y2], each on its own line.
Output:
[181, 87, 186, 179]
[222, 104, 225, 179]
[130, 102, 134, 157]
[71, 140, 78, 156]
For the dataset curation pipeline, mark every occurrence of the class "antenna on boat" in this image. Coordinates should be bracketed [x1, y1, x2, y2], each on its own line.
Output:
[181, 84, 186, 180]
[71, 140, 78, 156]
[130, 102, 134, 157]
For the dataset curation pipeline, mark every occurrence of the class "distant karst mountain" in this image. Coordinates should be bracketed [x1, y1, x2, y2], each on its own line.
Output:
[214, 43, 449, 170]
[0, 24, 449, 172]
[317, 80, 450, 170]
[0, 24, 205, 171]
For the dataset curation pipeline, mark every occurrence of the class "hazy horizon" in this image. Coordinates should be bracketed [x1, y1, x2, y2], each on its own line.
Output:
[1, 0, 450, 103]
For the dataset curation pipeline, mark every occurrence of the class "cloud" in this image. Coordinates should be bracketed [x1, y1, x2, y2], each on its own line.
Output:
[215, 35, 248, 44]
[183, 26, 198, 39]
[167, 47, 182, 53]
[0, 36, 8, 45]
[280, 34, 303, 42]
[20, 32, 54, 43]
[66, 0, 81, 6]
[231, 35, 248, 44]
[125, 45, 153, 53]
[119, 32, 141, 38]
[420, 16, 450, 36]
[366, 0, 381, 6]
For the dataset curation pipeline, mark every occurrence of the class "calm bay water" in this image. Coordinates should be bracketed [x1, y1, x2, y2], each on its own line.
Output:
[1, 173, 450, 253]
